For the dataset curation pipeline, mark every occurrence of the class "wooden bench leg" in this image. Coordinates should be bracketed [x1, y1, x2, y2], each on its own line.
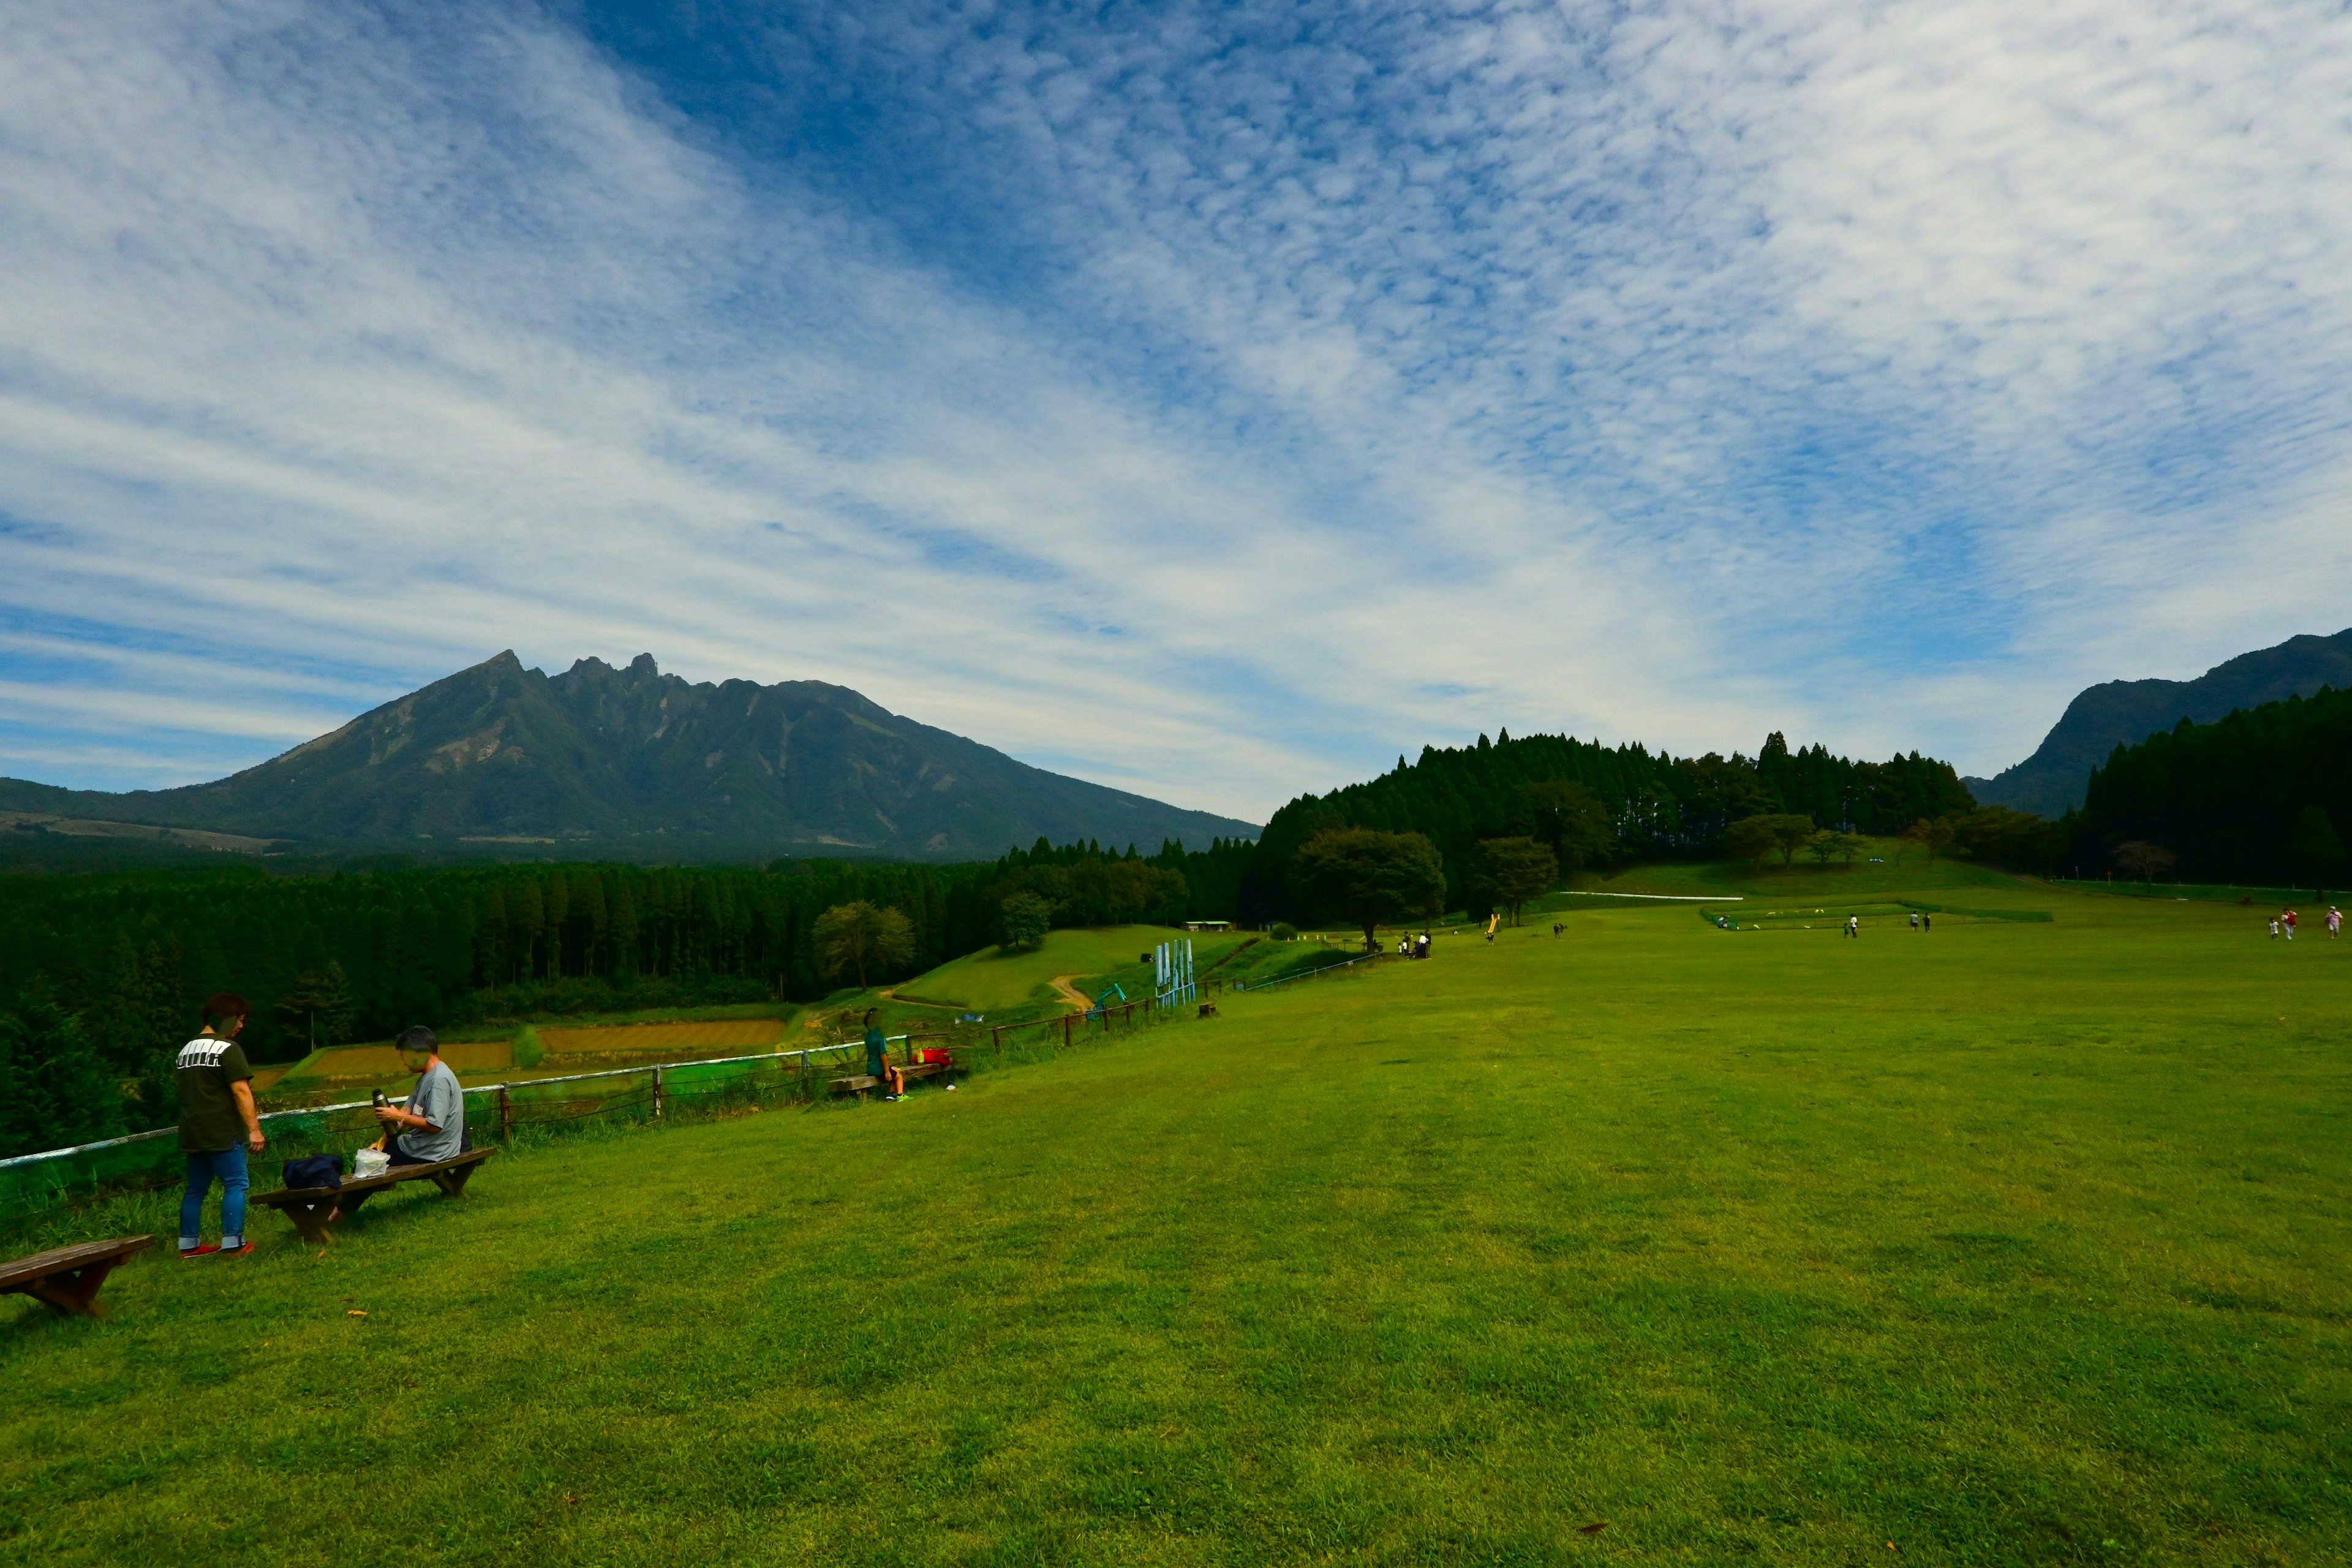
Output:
[17, 1258, 124, 1317]
[276, 1201, 333, 1248]
[430, 1166, 478, 1198]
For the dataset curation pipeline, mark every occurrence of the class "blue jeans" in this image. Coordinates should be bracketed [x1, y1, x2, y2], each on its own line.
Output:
[181, 1146, 249, 1246]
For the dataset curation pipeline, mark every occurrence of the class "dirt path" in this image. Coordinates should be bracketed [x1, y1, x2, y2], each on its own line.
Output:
[1049, 974, 1091, 1009]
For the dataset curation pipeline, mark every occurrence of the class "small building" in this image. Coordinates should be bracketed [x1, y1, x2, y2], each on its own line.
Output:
[1184, 919, 1232, 932]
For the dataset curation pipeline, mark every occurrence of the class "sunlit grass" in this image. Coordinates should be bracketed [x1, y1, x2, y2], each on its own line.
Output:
[4, 880, 2346, 1566]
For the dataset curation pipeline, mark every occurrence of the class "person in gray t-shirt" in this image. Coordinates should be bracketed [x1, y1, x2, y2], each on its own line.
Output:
[331, 1025, 469, 1223]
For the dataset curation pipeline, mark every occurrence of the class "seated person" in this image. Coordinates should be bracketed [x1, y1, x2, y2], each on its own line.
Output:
[331, 1026, 467, 1221]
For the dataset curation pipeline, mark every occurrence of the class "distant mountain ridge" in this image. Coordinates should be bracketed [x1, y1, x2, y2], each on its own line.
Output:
[1966, 629, 2352, 816]
[0, 652, 1257, 858]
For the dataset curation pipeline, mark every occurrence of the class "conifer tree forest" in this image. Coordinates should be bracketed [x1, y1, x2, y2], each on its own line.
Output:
[2075, 685, 2352, 884]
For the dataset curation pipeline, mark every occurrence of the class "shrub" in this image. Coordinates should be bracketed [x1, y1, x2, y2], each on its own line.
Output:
[1268, 922, 1298, 941]
[511, 1024, 546, 1071]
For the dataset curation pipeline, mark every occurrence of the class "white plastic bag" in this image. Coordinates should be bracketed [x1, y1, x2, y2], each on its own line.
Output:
[352, 1148, 391, 1179]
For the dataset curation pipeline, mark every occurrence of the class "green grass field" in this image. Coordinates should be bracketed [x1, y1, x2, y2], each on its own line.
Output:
[5, 880, 2348, 1566]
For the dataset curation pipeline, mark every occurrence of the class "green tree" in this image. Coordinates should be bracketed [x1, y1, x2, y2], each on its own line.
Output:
[2290, 805, 2346, 883]
[1519, 780, 1614, 873]
[1901, 816, 1957, 865]
[0, 997, 121, 1159]
[511, 1023, 546, 1070]
[1722, 816, 1779, 870]
[813, 902, 916, 989]
[996, 892, 1053, 952]
[276, 960, 355, 1052]
[1473, 837, 1558, 925]
[1291, 828, 1447, 950]
[1761, 814, 1819, 867]
[1819, 830, 1867, 866]
[1950, 807, 2057, 871]
[1805, 832, 1838, 867]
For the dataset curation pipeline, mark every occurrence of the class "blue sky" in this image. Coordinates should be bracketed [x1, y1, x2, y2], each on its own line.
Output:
[3, 0, 2349, 822]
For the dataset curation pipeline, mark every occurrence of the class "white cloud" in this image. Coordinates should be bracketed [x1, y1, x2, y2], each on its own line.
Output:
[1, 0, 2348, 810]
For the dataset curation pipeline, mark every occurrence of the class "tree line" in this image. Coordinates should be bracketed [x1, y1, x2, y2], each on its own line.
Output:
[2074, 686, 2352, 886]
[1239, 728, 1977, 921]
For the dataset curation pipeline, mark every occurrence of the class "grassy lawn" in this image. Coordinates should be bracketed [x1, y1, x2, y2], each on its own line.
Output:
[4, 881, 2348, 1565]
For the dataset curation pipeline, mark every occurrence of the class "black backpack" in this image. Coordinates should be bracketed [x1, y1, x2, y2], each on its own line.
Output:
[282, 1154, 343, 1191]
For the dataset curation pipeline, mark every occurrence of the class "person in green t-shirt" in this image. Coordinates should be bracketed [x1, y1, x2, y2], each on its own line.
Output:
[863, 1010, 905, 1101]
[177, 992, 265, 1258]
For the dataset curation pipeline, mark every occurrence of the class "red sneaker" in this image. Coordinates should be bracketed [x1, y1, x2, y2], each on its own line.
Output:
[220, 1240, 256, 1256]
[181, 1243, 222, 1259]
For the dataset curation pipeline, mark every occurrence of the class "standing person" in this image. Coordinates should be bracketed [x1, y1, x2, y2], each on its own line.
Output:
[330, 1027, 467, 1222]
[2283, 908, 2298, 941]
[864, 1009, 905, 1102]
[1909, 911, 1920, 930]
[178, 993, 265, 1259]
[1845, 915, 1860, 938]
[1415, 932, 1431, 960]
[2269, 916, 2281, 939]
[2329, 905, 2343, 938]
[1922, 912, 1932, 932]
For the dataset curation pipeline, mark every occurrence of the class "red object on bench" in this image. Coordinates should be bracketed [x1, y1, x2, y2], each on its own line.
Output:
[919, 1048, 953, 1065]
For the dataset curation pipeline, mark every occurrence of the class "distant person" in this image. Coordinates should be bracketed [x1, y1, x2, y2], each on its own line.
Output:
[1845, 915, 1860, 938]
[1922, 913, 1932, 932]
[2329, 906, 2343, 938]
[864, 1009, 905, 1102]
[1415, 933, 1431, 960]
[1484, 913, 1499, 944]
[2283, 908, 2298, 941]
[177, 992, 265, 1259]
[331, 1027, 467, 1222]
[2268, 916, 2281, 939]
[1909, 911, 1920, 930]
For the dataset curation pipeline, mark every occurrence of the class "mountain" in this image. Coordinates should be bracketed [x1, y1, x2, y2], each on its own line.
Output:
[1966, 629, 2352, 816]
[0, 652, 1258, 858]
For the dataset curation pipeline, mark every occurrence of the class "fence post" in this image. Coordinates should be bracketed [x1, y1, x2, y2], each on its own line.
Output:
[652, 1065, 664, 1121]
[498, 1085, 513, 1142]
[1063, 1013, 1073, 1050]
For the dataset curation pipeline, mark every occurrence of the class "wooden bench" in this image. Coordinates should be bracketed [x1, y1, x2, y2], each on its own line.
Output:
[251, 1147, 494, 1246]
[1, 1235, 153, 1318]
[829, 1060, 954, 1099]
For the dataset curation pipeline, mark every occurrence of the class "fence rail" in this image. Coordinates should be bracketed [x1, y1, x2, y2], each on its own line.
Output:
[5, 939, 1408, 1224]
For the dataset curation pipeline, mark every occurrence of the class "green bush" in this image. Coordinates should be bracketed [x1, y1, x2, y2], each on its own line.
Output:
[1268, 922, 1298, 941]
[511, 1024, 546, 1071]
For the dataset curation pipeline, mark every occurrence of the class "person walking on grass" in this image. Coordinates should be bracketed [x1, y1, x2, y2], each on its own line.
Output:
[2269, 915, 2281, 940]
[178, 992, 265, 1259]
[2283, 908, 2298, 941]
[2329, 905, 2343, 938]
[1845, 915, 1860, 938]
[864, 1009, 905, 1102]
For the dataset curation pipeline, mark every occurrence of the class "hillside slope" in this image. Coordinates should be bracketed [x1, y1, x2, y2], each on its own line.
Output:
[0, 652, 1256, 858]
[1967, 628, 2352, 816]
